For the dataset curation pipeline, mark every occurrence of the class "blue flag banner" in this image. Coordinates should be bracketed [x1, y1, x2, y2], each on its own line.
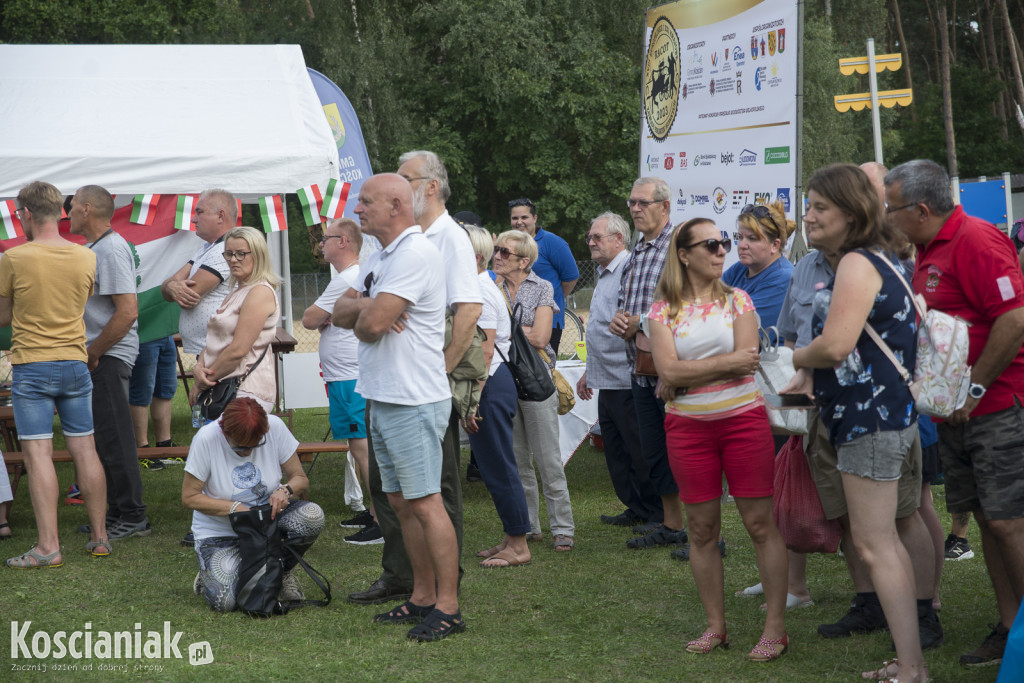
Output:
[307, 68, 374, 223]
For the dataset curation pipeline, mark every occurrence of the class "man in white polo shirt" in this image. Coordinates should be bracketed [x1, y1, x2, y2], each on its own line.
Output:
[333, 173, 464, 642]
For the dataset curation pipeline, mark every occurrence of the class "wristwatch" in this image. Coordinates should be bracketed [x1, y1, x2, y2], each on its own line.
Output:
[968, 383, 986, 400]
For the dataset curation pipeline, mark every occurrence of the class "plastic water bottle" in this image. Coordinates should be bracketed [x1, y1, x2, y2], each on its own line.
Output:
[191, 403, 203, 429]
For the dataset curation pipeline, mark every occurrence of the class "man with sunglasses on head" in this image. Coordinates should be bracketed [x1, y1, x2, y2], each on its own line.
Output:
[609, 177, 684, 551]
[509, 198, 579, 354]
[302, 218, 379, 545]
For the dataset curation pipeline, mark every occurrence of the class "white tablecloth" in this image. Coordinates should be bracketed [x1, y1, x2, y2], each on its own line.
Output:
[555, 360, 598, 465]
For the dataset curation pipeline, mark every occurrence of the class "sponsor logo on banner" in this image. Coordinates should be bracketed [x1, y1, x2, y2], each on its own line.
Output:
[713, 187, 728, 214]
[738, 149, 757, 166]
[731, 190, 751, 208]
[755, 66, 765, 91]
[720, 152, 734, 165]
[777, 188, 791, 211]
[711, 52, 718, 67]
[646, 154, 662, 171]
[760, 36, 767, 57]
[643, 16, 681, 141]
[676, 188, 687, 209]
[724, 48, 729, 62]
[765, 147, 791, 164]
[693, 154, 713, 168]
[664, 155, 674, 170]
[710, 79, 716, 96]
[754, 192, 771, 205]
[768, 31, 777, 56]
[751, 36, 758, 61]
[768, 61, 783, 88]
[691, 193, 711, 206]
[679, 152, 688, 168]
[736, 71, 742, 94]
[778, 28, 786, 53]
[733, 46, 745, 63]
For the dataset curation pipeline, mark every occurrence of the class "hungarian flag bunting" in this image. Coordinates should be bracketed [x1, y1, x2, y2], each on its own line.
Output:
[320, 179, 350, 219]
[296, 184, 323, 225]
[236, 199, 243, 226]
[130, 194, 160, 225]
[0, 200, 24, 240]
[258, 195, 287, 233]
[174, 195, 196, 231]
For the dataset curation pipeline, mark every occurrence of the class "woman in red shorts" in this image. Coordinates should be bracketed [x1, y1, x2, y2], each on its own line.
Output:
[648, 217, 788, 662]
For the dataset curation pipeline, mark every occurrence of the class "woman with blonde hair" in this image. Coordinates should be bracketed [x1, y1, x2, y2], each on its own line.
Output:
[191, 226, 281, 412]
[493, 229, 575, 552]
[723, 200, 795, 334]
[648, 217, 788, 661]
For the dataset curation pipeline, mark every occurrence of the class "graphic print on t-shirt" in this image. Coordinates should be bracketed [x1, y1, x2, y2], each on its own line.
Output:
[230, 462, 268, 504]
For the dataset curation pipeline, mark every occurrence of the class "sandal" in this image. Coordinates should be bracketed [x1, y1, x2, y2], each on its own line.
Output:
[480, 547, 531, 568]
[476, 542, 505, 559]
[373, 600, 435, 625]
[6, 545, 63, 569]
[748, 633, 788, 662]
[407, 608, 466, 642]
[862, 658, 899, 680]
[526, 533, 543, 542]
[553, 535, 574, 552]
[686, 630, 728, 654]
[85, 538, 112, 558]
[0, 522, 11, 540]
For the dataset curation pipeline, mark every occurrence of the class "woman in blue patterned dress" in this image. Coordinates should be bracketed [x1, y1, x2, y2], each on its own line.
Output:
[787, 164, 927, 682]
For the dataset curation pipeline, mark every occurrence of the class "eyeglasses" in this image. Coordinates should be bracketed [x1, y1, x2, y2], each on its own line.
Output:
[229, 437, 267, 454]
[681, 238, 732, 254]
[14, 206, 27, 218]
[493, 246, 523, 259]
[319, 235, 343, 246]
[508, 198, 535, 209]
[626, 198, 659, 209]
[885, 202, 916, 214]
[585, 233, 614, 244]
[222, 250, 251, 261]
[739, 204, 782, 235]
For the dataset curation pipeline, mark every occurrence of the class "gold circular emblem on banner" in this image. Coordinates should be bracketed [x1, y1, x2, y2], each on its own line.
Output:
[644, 17, 681, 141]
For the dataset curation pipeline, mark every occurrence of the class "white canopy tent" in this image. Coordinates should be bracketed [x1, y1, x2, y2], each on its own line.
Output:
[0, 44, 339, 197]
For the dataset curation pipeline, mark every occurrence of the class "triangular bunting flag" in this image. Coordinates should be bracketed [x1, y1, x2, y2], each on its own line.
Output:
[296, 184, 323, 226]
[130, 194, 160, 225]
[174, 195, 197, 231]
[258, 195, 287, 233]
[236, 199, 243, 226]
[320, 179, 350, 219]
[0, 200, 24, 240]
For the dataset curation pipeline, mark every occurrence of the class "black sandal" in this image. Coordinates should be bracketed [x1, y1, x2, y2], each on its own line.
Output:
[373, 600, 434, 625]
[407, 608, 466, 641]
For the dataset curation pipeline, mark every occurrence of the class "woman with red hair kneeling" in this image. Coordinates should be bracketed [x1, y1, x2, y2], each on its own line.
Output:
[182, 398, 324, 611]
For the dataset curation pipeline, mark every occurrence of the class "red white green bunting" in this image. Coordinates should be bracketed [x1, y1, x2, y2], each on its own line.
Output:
[174, 195, 196, 231]
[258, 195, 287, 233]
[296, 184, 323, 226]
[236, 199, 243, 226]
[130, 194, 160, 225]
[320, 179, 350, 219]
[0, 200, 24, 240]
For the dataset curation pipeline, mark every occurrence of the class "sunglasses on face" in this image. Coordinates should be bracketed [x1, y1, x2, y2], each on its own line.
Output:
[739, 204, 782, 235]
[229, 437, 267, 454]
[508, 198, 535, 210]
[681, 238, 732, 254]
[493, 246, 522, 259]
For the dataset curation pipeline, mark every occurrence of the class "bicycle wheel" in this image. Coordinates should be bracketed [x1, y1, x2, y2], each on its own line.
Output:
[558, 309, 586, 359]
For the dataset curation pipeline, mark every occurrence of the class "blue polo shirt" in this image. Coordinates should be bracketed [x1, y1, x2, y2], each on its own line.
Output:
[532, 226, 579, 328]
[723, 256, 794, 334]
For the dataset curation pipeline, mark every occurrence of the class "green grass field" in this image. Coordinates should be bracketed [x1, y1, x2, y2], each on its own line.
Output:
[0, 395, 1003, 682]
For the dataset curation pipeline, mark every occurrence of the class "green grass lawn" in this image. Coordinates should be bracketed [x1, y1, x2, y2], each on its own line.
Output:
[1, 393, 1002, 681]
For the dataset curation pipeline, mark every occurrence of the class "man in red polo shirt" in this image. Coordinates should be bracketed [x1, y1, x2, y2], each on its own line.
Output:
[886, 159, 1024, 669]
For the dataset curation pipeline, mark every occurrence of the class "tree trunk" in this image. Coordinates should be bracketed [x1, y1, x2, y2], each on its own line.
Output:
[983, 0, 1010, 140]
[889, 0, 917, 121]
[938, 2, 959, 177]
[925, 1, 940, 81]
[998, 0, 1024, 132]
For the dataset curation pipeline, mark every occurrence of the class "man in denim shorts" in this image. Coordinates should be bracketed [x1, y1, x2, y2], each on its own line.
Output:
[129, 335, 178, 456]
[334, 174, 464, 642]
[887, 159, 1024, 668]
[0, 181, 110, 568]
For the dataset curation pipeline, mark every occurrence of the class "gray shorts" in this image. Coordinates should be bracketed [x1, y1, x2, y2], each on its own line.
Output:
[938, 403, 1024, 521]
[838, 424, 919, 482]
[807, 413, 921, 520]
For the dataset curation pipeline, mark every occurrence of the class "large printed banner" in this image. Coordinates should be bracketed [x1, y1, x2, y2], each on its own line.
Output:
[641, 0, 799, 267]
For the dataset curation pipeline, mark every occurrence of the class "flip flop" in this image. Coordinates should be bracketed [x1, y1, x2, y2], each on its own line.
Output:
[480, 547, 531, 568]
[6, 545, 63, 569]
[476, 543, 505, 559]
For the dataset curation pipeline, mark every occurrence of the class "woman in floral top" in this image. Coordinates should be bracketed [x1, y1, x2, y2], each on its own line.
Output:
[648, 218, 788, 663]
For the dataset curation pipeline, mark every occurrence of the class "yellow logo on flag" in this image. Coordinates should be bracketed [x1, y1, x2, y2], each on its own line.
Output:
[322, 103, 347, 149]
